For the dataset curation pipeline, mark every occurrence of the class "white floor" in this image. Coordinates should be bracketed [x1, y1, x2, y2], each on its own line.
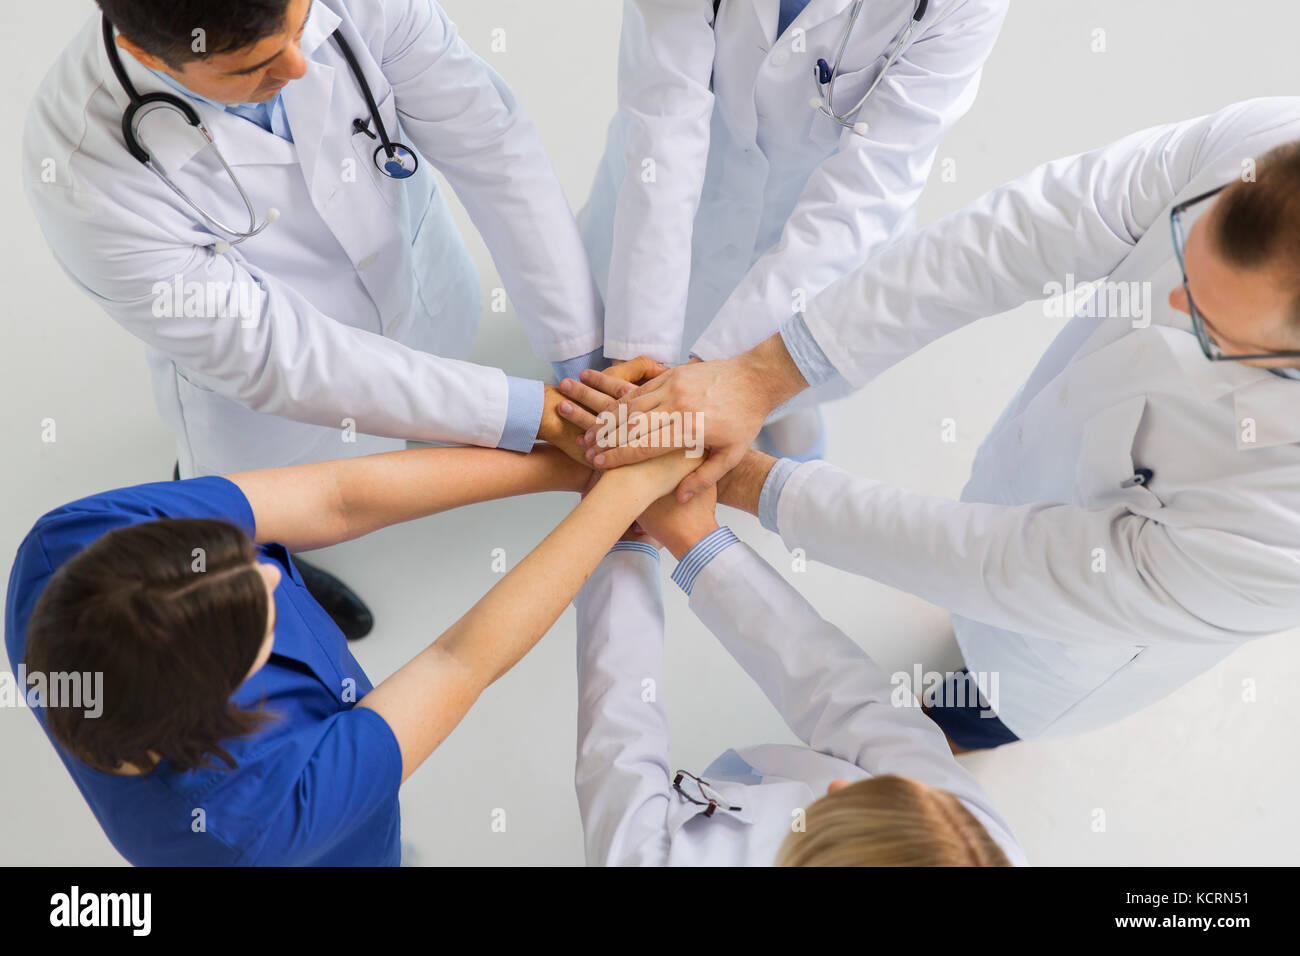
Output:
[2, 1, 1298, 866]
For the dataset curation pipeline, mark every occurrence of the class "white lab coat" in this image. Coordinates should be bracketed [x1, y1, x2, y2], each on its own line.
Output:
[580, 0, 1007, 365]
[777, 97, 1300, 738]
[574, 543, 1026, 866]
[24, 0, 601, 477]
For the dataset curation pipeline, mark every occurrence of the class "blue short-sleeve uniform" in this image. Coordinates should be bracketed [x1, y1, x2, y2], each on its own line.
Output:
[4, 478, 403, 866]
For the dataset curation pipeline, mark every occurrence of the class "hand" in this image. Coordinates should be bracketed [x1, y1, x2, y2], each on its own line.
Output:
[539, 384, 591, 467]
[555, 355, 670, 440]
[636, 482, 719, 560]
[602, 446, 704, 503]
[576, 335, 808, 502]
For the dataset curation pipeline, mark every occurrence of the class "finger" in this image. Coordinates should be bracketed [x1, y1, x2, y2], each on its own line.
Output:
[605, 355, 670, 384]
[583, 390, 667, 446]
[675, 447, 741, 502]
[580, 368, 641, 401]
[588, 440, 676, 470]
[557, 399, 600, 433]
[558, 377, 619, 415]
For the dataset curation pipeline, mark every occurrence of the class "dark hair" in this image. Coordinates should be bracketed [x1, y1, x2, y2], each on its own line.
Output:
[24, 518, 273, 774]
[97, 0, 293, 66]
[1213, 141, 1300, 324]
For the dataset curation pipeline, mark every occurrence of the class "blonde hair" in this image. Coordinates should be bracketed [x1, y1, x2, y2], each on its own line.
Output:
[775, 775, 1011, 867]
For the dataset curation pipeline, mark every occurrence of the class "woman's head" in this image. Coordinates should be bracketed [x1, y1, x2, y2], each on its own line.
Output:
[775, 775, 1011, 866]
[24, 518, 279, 774]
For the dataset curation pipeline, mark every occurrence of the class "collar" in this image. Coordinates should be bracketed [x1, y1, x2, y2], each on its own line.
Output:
[1150, 325, 1300, 449]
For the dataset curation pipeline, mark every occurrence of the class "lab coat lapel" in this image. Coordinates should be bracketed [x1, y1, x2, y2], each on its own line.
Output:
[1144, 325, 1300, 449]
[746, 0, 780, 42]
[279, 2, 342, 197]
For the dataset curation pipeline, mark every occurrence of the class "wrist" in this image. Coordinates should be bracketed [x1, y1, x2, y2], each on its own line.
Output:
[716, 450, 777, 515]
[662, 518, 721, 562]
[745, 333, 808, 410]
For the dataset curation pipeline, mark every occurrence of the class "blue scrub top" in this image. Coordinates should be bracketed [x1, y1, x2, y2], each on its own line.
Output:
[4, 478, 402, 866]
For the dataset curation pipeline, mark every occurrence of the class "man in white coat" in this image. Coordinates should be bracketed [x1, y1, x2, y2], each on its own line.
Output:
[566, 97, 1300, 744]
[579, 0, 1007, 458]
[25, 0, 605, 636]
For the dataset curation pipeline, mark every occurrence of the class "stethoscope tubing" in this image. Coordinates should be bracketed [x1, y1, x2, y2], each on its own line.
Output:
[103, 14, 416, 249]
[814, 0, 928, 132]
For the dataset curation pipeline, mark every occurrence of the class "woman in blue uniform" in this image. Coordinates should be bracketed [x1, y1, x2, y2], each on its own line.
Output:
[6, 435, 697, 865]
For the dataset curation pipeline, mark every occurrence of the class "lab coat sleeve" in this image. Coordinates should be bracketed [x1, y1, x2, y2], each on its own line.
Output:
[25, 189, 513, 449]
[688, 541, 1025, 864]
[375, 0, 603, 361]
[601, 0, 717, 362]
[689, 0, 1008, 361]
[775, 461, 1300, 647]
[574, 546, 675, 866]
[795, 97, 1300, 387]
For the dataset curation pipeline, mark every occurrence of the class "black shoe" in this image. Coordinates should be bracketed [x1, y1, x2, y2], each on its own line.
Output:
[172, 461, 181, 481]
[293, 559, 375, 641]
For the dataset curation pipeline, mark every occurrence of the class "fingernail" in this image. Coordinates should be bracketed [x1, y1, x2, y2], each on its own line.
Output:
[559, 401, 572, 413]
[559, 379, 572, 392]
[593, 454, 605, 467]
[585, 430, 595, 442]
[681, 492, 694, 502]
[585, 447, 596, 460]
[580, 369, 593, 382]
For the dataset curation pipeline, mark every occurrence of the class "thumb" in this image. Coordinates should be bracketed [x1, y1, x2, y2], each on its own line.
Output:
[675, 447, 740, 503]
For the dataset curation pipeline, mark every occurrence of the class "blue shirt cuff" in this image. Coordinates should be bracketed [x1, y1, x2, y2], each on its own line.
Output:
[779, 313, 840, 389]
[499, 376, 544, 452]
[552, 348, 610, 384]
[671, 526, 740, 596]
[758, 457, 801, 534]
[608, 540, 661, 561]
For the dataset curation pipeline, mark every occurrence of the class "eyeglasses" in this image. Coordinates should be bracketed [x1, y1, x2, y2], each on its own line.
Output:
[1169, 185, 1300, 362]
[672, 770, 743, 818]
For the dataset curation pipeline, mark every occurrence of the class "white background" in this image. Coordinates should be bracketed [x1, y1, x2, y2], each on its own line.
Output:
[1, 0, 1298, 865]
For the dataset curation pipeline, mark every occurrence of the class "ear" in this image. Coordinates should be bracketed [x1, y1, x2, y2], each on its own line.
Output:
[116, 34, 170, 73]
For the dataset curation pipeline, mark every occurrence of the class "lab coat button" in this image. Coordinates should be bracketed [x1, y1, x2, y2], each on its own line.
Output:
[358, 254, 377, 271]
[771, 50, 791, 67]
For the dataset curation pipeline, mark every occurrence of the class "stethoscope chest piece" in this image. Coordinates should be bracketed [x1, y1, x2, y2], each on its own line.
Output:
[375, 143, 418, 179]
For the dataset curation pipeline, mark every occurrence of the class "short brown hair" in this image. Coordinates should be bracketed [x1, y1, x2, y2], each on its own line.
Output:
[775, 774, 1012, 867]
[25, 518, 273, 774]
[1213, 141, 1300, 324]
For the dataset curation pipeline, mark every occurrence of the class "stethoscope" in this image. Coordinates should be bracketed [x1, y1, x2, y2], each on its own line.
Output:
[810, 0, 929, 136]
[102, 15, 419, 253]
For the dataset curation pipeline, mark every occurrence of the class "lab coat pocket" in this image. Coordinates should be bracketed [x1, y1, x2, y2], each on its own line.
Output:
[1074, 396, 1164, 513]
[348, 89, 406, 212]
[809, 59, 886, 145]
[664, 778, 755, 839]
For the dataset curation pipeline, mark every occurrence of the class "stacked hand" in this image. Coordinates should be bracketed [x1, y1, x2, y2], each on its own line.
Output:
[552, 335, 809, 502]
[540, 356, 669, 466]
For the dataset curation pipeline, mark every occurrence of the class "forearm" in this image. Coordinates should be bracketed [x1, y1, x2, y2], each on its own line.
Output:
[359, 461, 683, 781]
[232, 444, 588, 551]
[715, 450, 778, 518]
[436, 467, 671, 686]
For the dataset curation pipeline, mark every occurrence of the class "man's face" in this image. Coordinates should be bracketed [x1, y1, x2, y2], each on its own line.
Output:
[1169, 196, 1300, 368]
[119, 0, 313, 105]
